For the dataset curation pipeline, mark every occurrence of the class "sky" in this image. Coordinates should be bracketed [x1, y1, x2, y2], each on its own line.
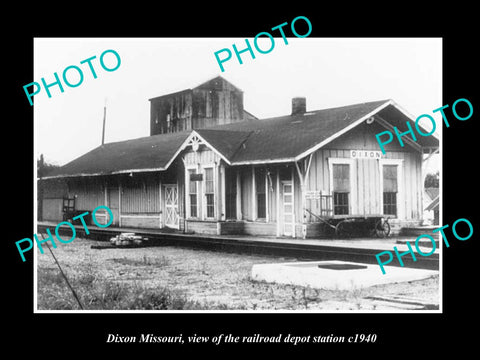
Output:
[34, 37, 442, 172]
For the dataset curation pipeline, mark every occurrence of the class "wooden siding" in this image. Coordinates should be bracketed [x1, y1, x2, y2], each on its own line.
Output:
[192, 88, 244, 128]
[186, 220, 218, 234]
[38, 179, 68, 221]
[236, 165, 280, 223]
[303, 121, 423, 221]
[150, 90, 193, 135]
[219, 221, 244, 235]
[121, 175, 160, 214]
[69, 178, 105, 212]
[150, 77, 246, 136]
[40, 178, 68, 198]
[183, 148, 220, 222]
[42, 199, 63, 221]
[218, 221, 277, 236]
[106, 187, 119, 225]
[121, 215, 160, 229]
[243, 222, 276, 236]
[192, 77, 244, 128]
[326, 121, 410, 152]
[183, 148, 220, 166]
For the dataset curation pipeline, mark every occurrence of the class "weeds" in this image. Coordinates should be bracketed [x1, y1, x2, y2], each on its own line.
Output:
[37, 266, 203, 310]
[37, 239, 439, 311]
[110, 255, 171, 267]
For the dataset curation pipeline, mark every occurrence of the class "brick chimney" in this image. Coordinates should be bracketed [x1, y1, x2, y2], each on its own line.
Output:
[292, 97, 306, 115]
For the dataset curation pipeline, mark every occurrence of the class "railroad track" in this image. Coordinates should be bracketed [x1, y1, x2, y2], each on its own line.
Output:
[37, 223, 439, 270]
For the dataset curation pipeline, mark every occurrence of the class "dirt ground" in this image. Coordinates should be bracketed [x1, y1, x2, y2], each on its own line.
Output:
[36, 237, 440, 311]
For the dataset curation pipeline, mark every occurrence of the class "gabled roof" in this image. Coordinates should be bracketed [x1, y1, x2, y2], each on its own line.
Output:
[192, 75, 243, 93]
[148, 75, 242, 102]
[194, 129, 252, 161]
[200, 99, 439, 164]
[42, 99, 440, 179]
[43, 131, 190, 179]
[218, 100, 392, 163]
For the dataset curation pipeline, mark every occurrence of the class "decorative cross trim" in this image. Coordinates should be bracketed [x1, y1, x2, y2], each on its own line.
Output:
[186, 135, 205, 152]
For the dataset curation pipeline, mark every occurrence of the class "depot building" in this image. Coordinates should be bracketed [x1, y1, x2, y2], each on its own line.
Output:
[38, 76, 439, 238]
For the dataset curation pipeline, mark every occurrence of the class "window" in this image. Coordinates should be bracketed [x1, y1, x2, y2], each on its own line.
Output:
[332, 163, 350, 215]
[333, 192, 349, 215]
[62, 196, 75, 212]
[383, 165, 398, 216]
[188, 169, 198, 218]
[204, 168, 215, 218]
[383, 192, 397, 215]
[255, 168, 266, 219]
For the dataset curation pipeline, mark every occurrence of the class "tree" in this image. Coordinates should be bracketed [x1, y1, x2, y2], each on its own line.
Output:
[37, 154, 60, 178]
[424, 171, 439, 188]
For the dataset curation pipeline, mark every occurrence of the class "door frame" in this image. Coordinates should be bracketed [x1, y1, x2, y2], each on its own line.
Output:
[163, 183, 179, 229]
[281, 180, 294, 236]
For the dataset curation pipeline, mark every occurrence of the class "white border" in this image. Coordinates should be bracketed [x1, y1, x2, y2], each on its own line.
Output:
[34, 37, 442, 314]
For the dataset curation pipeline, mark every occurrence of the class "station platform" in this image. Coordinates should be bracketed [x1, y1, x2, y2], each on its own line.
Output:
[36, 221, 440, 270]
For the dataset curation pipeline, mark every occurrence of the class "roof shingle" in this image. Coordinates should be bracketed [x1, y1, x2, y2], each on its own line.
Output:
[45, 131, 190, 178]
[43, 100, 439, 179]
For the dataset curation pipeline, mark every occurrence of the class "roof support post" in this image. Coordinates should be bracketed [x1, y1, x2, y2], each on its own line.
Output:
[158, 176, 162, 228]
[219, 162, 226, 221]
[119, 180, 122, 228]
[291, 165, 296, 238]
[276, 167, 280, 237]
[104, 180, 108, 213]
[252, 166, 257, 220]
[265, 169, 271, 223]
[236, 169, 242, 221]
[295, 154, 313, 239]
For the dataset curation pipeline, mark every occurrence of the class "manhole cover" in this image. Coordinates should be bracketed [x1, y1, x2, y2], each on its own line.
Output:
[317, 263, 368, 270]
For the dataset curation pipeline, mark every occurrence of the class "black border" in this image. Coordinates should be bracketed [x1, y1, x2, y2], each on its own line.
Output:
[7, 6, 479, 355]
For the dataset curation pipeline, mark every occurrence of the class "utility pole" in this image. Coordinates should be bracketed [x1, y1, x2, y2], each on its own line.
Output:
[101, 98, 107, 145]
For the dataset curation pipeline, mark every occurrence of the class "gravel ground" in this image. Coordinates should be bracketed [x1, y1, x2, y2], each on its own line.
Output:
[36, 237, 440, 311]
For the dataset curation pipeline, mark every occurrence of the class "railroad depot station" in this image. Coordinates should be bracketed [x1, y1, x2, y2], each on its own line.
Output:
[38, 76, 439, 239]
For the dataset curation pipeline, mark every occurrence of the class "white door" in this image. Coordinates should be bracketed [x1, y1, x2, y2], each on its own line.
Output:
[282, 182, 294, 236]
[164, 185, 179, 229]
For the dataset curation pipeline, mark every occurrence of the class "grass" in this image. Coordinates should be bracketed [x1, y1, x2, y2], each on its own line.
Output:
[37, 266, 205, 310]
[110, 255, 171, 267]
[36, 237, 440, 311]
